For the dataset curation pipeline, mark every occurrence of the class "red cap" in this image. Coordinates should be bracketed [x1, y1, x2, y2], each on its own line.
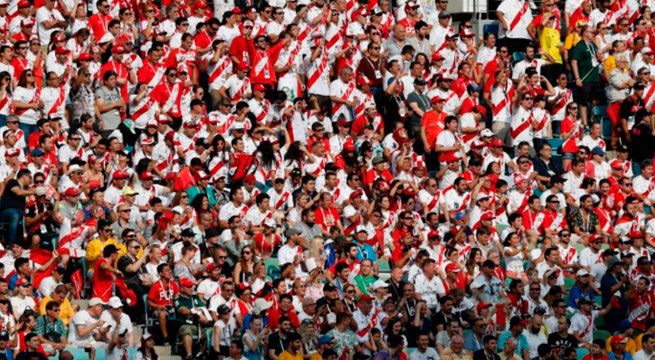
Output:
[113, 170, 129, 180]
[430, 95, 444, 105]
[350, 189, 363, 199]
[610, 159, 623, 170]
[337, 118, 350, 128]
[445, 263, 461, 273]
[15, 278, 29, 286]
[476, 302, 492, 312]
[195, 1, 208, 8]
[206, 262, 217, 272]
[17, 0, 30, 7]
[78, 52, 91, 61]
[54, 47, 70, 56]
[140, 171, 154, 180]
[359, 294, 374, 302]
[20, 19, 34, 27]
[64, 187, 81, 197]
[253, 84, 266, 92]
[232, 6, 242, 14]
[357, 76, 370, 86]
[244, 174, 257, 185]
[344, 142, 356, 152]
[491, 138, 503, 147]
[54, 33, 66, 42]
[431, 53, 445, 61]
[113, 46, 125, 54]
[427, 230, 440, 239]
[195, 171, 209, 180]
[481, 212, 494, 221]
[474, 105, 487, 117]
[236, 61, 249, 71]
[141, 137, 154, 146]
[610, 335, 628, 346]
[165, 131, 176, 141]
[403, 187, 417, 197]
[179, 278, 195, 288]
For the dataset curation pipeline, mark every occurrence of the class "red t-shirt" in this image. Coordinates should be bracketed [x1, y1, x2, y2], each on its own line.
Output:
[92, 258, 115, 302]
[147, 279, 180, 308]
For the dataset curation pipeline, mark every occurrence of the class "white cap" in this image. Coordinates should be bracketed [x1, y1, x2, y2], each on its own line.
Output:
[252, 298, 273, 314]
[480, 129, 494, 137]
[371, 279, 388, 290]
[355, 225, 368, 234]
[576, 269, 590, 277]
[89, 297, 107, 306]
[108, 296, 123, 308]
[232, 122, 245, 130]
[67, 164, 83, 175]
[263, 218, 276, 228]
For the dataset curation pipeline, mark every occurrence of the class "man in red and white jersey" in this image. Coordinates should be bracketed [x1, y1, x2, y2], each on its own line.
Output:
[88, 0, 113, 44]
[248, 34, 283, 89]
[218, 188, 249, 229]
[152, 67, 185, 123]
[510, 94, 535, 152]
[521, 195, 545, 240]
[397, 2, 419, 37]
[496, 0, 533, 50]
[306, 36, 331, 105]
[614, 200, 642, 242]
[248, 84, 272, 126]
[486, 70, 515, 147]
[429, 11, 454, 51]
[330, 67, 357, 122]
[427, 76, 458, 116]
[442, 178, 472, 220]
[548, 73, 573, 123]
[633, 161, 655, 205]
[483, 138, 518, 176]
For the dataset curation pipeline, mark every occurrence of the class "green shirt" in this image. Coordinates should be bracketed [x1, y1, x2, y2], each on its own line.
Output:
[35, 315, 67, 342]
[174, 294, 204, 322]
[570, 40, 600, 83]
[354, 275, 377, 295]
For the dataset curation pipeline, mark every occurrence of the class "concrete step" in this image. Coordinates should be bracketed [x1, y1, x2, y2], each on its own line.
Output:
[160, 356, 181, 360]
[71, 299, 89, 311]
[154, 345, 172, 356]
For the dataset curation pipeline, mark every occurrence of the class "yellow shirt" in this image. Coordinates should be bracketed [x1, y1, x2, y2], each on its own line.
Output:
[85, 237, 127, 270]
[279, 350, 304, 360]
[604, 56, 617, 77]
[564, 33, 582, 51]
[38, 297, 74, 326]
[540, 27, 563, 64]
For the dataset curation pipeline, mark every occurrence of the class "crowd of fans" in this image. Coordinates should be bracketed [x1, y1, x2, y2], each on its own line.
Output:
[0, 0, 655, 359]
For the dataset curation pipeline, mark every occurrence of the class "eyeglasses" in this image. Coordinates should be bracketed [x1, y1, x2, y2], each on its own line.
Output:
[346, 290, 356, 293]
[242, 251, 252, 255]
[561, 233, 570, 237]
[244, 25, 253, 29]
[101, 4, 110, 8]
[25, 73, 33, 77]
[315, 128, 324, 132]
[34, 180, 44, 184]
[168, 73, 178, 77]
[131, 245, 141, 249]
[180, 195, 188, 199]
[7, 121, 18, 124]
[119, 209, 131, 213]
[103, 229, 113, 233]
[145, 9, 154, 12]
[372, 47, 381, 50]
[498, 49, 508, 53]
[548, 201, 560, 204]
[463, 25, 472, 29]
[51, 308, 60, 312]
[519, 161, 531, 164]
[523, 97, 533, 101]
[624, 183, 633, 186]
[569, 106, 578, 110]
[264, 9, 272, 13]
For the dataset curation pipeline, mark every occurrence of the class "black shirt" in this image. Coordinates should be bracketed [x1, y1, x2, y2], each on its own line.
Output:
[473, 349, 501, 360]
[267, 331, 289, 359]
[547, 331, 578, 358]
[631, 121, 655, 163]
[15, 351, 48, 360]
[1, 179, 25, 211]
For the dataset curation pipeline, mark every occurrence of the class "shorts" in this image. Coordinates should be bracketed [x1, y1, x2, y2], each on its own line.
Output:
[178, 324, 198, 338]
[575, 82, 603, 104]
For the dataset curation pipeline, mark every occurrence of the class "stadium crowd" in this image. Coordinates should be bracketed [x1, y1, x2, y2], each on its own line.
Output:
[0, 0, 655, 359]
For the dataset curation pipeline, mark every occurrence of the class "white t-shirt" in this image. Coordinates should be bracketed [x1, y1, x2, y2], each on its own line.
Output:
[68, 310, 98, 344]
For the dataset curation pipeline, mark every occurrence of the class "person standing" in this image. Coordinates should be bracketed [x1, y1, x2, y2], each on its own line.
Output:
[0, 169, 33, 245]
[570, 25, 603, 127]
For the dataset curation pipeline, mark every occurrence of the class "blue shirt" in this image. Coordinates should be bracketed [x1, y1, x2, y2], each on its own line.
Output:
[497, 331, 529, 357]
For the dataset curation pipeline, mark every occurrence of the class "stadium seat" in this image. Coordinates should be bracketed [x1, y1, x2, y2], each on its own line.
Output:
[264, 258, 281, 278]
[64, 348, 89, 360]
[95, 348, 107, 360]
[482, 23, 499, 38]
[378, 259, 391, 273]
[594, 330, 611, 341]
[576, 348, 589, 360]
[128, 347, 138, 360]
[513, 52, 526, 63]
[547, 138, 563, 155]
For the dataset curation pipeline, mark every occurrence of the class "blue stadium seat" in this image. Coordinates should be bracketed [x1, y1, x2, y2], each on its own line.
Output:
[95, 348, 107, 360]
[64, 348, 89, 360]
[513, 52, 526, 63]
[482, 23, 499, 38]
[128, 347, 138, 360]
[547, 138, 563, 155]
[577, 348, 589, 360]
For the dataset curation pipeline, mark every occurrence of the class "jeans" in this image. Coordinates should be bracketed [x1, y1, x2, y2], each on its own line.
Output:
[0, 208, 23, 245]
[18, 123, 38, 141]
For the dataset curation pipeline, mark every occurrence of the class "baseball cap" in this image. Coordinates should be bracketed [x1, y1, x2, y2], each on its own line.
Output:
[89, 297, 107, 306]
[108, 296, 123, 308]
